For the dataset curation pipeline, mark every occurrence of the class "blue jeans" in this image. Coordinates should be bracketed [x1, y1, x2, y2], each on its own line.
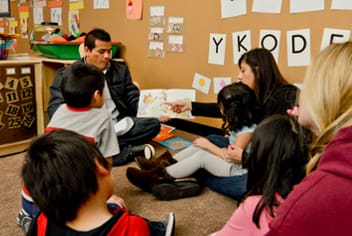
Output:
[195, 134, 248, 200]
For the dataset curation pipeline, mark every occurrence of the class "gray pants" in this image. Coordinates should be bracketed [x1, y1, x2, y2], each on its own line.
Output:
[166, 146, 245, 178]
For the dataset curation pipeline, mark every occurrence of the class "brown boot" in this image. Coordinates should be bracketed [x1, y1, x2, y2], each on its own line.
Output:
[135, 151, 177, 170]
[126, 166, 175, 192]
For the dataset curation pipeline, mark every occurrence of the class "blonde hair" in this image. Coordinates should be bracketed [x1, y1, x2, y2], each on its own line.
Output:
[301, 42, 352, 173]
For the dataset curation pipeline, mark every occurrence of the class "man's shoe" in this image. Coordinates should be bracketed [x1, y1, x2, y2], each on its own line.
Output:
[128, 144, 155, 161]
[152, 179, 202, 200]
[163, 212, 175, 236]
[16, 208, 32, 233]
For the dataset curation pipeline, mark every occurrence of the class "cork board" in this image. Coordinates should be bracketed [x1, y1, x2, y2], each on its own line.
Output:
[11, 0, 352, 127]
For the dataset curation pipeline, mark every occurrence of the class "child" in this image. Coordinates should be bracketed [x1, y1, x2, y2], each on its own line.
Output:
[211, 115, 308, 235]
[17, 63, 121, 233]
[127, 82, 261, 199]
[22, 129, 175, 236]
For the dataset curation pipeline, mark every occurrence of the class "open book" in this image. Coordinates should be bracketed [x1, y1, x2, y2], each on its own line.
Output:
[137, 89, 196, 118]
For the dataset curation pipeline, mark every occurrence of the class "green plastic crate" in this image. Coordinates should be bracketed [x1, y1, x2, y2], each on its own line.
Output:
[31, 41, 121, 60]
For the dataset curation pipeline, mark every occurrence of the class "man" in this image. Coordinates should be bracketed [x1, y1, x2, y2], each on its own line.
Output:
[47, 28, 160, 166]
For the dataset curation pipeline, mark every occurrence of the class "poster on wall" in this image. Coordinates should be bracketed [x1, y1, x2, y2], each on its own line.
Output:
[0, 0, 10, 17]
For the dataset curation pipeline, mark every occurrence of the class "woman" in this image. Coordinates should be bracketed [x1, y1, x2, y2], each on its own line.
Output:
[169, 48, 299, 199]
[170, 48, 298, 120]
[266, 42, 352, 235]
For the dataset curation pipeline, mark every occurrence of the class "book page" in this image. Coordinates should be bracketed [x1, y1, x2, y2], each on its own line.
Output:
[137, 89, 195, 118]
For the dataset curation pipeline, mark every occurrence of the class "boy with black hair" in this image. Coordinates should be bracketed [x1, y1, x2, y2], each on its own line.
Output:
[23, 129, 175, 236]
[17, 63, 120, 232]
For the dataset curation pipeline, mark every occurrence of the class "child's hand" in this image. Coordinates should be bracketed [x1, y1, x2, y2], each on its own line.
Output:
[107, 195, 127, 209]
[224, 144, 243, 163]
[193, 137, 212, 149]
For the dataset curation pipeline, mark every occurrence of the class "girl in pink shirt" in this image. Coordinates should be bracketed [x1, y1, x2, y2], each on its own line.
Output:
[212, 115, 310, 236]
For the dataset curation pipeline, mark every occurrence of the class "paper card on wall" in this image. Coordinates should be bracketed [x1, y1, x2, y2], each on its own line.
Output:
[232, 30, 251, 64]
[259, 30, 281, 62]
[94, 0, 110, 9]
[48, 0, 63, 8]
[149, 27, 164, 41]
[33, 0, 47, 8]
[208, 33, 226, 65]
[126, 0, 142, 20]
[167, 17, 184, 34]
[252, 0, 282, 13]
[221, 0, 246, 18]
[33, 7, 44, 25]
[20, 17, 28, 38]
[19, 6, 29, 18]
[68, 9, 80, 37]
[287, 29, 311, 67]
[50, 7, 62, 26]
[290, 0, 324, 13]
[150, 6, 165, 26]
[321, 28, 351, 51]
[150, 6, 165, 16]
[69, 0, 84, 10]
[213, 77, 232, 94]
[147, 42, 165, 58]
[167, 35, 183, 53]
[331, 0, 352, 9]
[192, 73, 211, 94]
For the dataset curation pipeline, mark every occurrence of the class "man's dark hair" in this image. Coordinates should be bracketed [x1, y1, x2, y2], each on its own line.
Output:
[22, 130, 110, 223]
[60, 63, 105, 108]
[84, 28, 111, 50]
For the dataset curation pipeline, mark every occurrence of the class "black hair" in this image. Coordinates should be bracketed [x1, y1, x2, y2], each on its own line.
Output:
[243, 114, 308, 228]
[84, 28, 111, 51]
[217, 82, 261, 133]
[22, 130, 110, 224]
[60, 63, 105, 108]
[238, 48, 288, 106]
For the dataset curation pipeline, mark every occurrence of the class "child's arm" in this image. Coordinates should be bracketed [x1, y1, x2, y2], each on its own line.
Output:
[192, 137, 225, 158]
[224, 132, 252, 163]
[193, 132, 252, 163]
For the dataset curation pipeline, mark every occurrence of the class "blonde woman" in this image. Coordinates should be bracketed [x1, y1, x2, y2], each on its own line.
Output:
[266, 41, 352, 235]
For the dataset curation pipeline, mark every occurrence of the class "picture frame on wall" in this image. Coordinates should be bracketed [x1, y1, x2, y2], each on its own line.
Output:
[0, 0, 10, 17]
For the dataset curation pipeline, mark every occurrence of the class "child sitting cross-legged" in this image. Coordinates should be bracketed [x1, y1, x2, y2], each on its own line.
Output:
[22, 130, 175, 236]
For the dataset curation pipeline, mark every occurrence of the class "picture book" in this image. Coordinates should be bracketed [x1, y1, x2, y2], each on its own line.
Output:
[152, 124, 176, 142]
[158, 137, 192, 151]
[137, 89, 196, 118]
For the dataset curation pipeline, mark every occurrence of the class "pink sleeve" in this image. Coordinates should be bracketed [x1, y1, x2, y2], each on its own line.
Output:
[215, 195, 272, 236]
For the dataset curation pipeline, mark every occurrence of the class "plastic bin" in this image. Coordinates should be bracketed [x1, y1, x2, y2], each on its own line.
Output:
[31, 41, 121, 60]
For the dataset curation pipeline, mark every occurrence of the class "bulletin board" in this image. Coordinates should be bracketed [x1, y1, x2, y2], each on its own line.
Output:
[10, 0, 352, 127]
